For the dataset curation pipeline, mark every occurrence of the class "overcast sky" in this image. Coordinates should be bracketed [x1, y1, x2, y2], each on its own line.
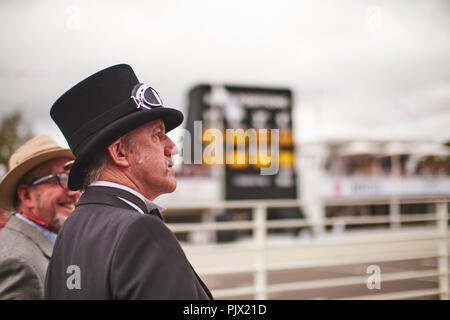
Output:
[0, 0, 449, 148]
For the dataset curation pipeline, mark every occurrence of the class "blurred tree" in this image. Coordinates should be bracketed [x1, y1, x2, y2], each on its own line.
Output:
[0, 111, 33, 167]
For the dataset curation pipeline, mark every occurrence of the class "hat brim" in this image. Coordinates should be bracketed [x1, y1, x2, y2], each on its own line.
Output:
[0, 149, 74, 211]
[68, 107, 183, 190]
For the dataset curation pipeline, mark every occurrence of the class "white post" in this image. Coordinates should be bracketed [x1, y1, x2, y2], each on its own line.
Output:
[437, 201, 449, 300]
[254, 204, 268, 300]
[389, 154, 401, 230]
[305, 200, 326, 237]
[204, 209, 217, 243]
[389, 199, 401, 230]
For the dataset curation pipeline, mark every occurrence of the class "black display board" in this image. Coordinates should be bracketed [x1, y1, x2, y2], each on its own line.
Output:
[185, 84, 297, 200]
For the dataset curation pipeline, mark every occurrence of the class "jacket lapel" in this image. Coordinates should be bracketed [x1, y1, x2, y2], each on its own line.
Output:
[7, 215, 53, 258]
[77, 186, 163, 219]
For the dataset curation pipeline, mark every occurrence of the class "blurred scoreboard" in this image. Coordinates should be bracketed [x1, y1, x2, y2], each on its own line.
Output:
[185, 84, 298, 200]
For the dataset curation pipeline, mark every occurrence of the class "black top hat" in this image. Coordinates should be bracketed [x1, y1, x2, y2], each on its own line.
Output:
[50, 64, 183, 190]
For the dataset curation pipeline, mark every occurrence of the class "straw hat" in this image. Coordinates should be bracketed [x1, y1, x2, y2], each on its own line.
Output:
[0, 135, 74, 211]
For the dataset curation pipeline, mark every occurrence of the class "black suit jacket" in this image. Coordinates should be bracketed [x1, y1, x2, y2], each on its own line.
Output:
[44, 186, 212, 300]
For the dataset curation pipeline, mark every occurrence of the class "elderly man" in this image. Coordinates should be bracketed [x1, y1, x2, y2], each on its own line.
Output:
[45, 64, 212, 299]
[0, 135, 80, 299]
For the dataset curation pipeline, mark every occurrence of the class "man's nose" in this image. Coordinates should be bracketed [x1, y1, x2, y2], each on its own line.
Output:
[165, 137, 179, 157]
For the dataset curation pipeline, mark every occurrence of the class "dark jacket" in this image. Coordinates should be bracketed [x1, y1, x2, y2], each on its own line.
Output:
[44, 186, 212, 300]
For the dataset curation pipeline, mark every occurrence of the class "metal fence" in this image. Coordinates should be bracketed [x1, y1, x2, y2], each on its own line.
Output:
[164, 197, 450, 300]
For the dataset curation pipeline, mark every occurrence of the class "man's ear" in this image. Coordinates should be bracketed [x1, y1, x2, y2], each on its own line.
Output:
[107, 139, 129, 167]
[16, 185, 33, 206]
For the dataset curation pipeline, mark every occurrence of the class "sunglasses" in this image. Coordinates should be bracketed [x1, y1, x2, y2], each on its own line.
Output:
[29, 172, 69, 190]
[131, 83, 164, 110]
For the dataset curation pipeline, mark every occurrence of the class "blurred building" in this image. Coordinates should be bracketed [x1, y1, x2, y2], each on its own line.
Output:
[299, 139, 449, 235]
[300, 139, 449, 200]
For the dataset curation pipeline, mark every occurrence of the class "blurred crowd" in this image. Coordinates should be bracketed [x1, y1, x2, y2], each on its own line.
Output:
[326, 154, 450, 177]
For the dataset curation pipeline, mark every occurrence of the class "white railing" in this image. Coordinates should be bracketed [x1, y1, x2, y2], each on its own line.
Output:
[164, 197, 450, 300]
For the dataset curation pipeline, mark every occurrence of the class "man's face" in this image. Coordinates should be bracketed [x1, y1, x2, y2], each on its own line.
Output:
[22, 157, 81, 229]
[125, 120, 178, 200]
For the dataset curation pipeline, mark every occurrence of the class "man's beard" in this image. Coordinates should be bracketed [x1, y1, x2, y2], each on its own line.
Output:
[52, 213, 67, 232]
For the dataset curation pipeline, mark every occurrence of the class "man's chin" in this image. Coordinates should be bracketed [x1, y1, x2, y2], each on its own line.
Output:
[167, 183, 177, 193]
[162, 180, 177, 195]
[52, 214, 68, 231]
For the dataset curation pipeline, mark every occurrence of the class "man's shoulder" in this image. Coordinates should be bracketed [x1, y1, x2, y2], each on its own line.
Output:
[0, 217, 37, 248]
[61, 202, 162, 240]
[0, 219, 48, 265]
[70, 201, 150, 223]
[0, 225, 27, 256]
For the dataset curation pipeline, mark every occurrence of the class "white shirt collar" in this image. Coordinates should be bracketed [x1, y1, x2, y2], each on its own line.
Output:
[88, 181, 166, 214]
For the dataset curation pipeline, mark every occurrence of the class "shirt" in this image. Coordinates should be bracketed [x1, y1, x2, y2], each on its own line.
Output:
[14, 213, 57, 244]
[88, 181, 165, 215]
